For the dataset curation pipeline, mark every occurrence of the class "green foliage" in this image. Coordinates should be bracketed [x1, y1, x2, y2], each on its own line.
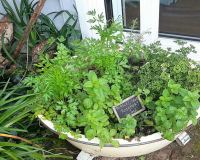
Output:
[155, 80, 200, 140]
[79, 109, 117, 147]
[0, 0, 40, 47]
[0, 0, 80, 50]
[24, 44, 80, 103]
[83, 71, 121, 110]
[55, 100, 79, 128]
[0, 81, 72, 159]
[116, 115, 137, 139]
[77, 72, 123, 146]
[25, 11, 200, 147]
[36, 11, 81, 50]
[0, 81, 33, 132]
[87, 10, 123, 43]
[25, 12, 138, 146]
[135, 41, 200, 99]
[73, 13, 132, 98]
[0, 0, 80, 79]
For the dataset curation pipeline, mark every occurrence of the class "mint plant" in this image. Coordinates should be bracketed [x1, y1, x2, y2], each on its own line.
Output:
[116, 115, 137, 139]
[83, 71, 122, 110]
[155, 80, 200, 140]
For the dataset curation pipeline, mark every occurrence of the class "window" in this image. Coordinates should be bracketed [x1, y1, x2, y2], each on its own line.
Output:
[159, 0, 200, 39]
[75, 0, 200, 60]
[111, 0, 159, 42]
[122, 0, 140, 29]
[111, 0, 200, 40]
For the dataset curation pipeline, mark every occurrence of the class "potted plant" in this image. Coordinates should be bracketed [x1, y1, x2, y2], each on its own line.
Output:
[24, 11, 200, 157]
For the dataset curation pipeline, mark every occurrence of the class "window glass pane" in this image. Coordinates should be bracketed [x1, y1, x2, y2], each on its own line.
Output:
[159, 0, 200, 38]
[122, 0, 140, 29]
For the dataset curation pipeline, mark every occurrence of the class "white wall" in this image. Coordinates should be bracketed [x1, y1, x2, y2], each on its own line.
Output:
[0, 0, 7, 18]
[74, 0, 106, 39]
[0, 0, 78, 30]
[41, 0, 78, 29]
[0, 0, 23, 19]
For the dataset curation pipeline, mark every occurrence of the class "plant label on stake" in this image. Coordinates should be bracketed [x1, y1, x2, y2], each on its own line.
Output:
[113, 96, 145, 121]
[176, 131, 191, 146]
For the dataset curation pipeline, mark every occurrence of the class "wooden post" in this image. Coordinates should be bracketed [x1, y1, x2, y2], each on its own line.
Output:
[13, 0, 46, 59]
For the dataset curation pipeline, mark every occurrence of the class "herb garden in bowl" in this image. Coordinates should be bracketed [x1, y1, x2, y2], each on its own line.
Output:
[25, 12, 200, 157]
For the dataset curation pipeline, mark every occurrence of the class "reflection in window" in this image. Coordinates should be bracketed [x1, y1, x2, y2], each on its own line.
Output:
[122, 0, 140, 29]
[159, 0, 200, 38]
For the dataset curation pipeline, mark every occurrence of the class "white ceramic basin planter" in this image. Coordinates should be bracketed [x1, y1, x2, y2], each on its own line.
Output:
[38, 108, 200, 157]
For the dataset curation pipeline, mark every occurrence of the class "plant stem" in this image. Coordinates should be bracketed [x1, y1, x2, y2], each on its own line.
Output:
[13, 0, 46, 60]
[0, 133, 40, 147]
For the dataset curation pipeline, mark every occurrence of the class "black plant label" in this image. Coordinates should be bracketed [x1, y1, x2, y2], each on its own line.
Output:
[113, 96, 145, 121]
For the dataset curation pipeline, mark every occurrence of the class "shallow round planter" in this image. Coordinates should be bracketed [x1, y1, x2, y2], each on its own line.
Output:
[38, 108, 200, 157]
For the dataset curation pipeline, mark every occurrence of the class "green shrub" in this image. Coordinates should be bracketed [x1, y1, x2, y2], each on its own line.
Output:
[25, 11, 200, 146]
[155, 80, 200, 140]
[0, 80, 72, 159]
[135, 41, 200, 99]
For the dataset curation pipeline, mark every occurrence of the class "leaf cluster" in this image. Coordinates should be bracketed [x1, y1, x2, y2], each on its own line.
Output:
[24, 12, 138, 146]
[0, 0, 80, 78]
[25, 11, 200, 145]
[155, 80, 200, 140]
[0, 80, 71, 159]
[135, 42, 200, 99]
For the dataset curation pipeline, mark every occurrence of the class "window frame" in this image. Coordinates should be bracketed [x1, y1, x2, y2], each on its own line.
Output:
[159, 1, 200, 41]
[110, 0, 200, 61]
[111, 0, 160, 43]
[75, 0, 200, 61]
[112, 0, 200, 41]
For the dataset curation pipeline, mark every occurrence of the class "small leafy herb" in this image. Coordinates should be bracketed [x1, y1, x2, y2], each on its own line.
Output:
[116, 115, 137, 139]
[155, 80, 200, 140]
[25, 11, 200, 146]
